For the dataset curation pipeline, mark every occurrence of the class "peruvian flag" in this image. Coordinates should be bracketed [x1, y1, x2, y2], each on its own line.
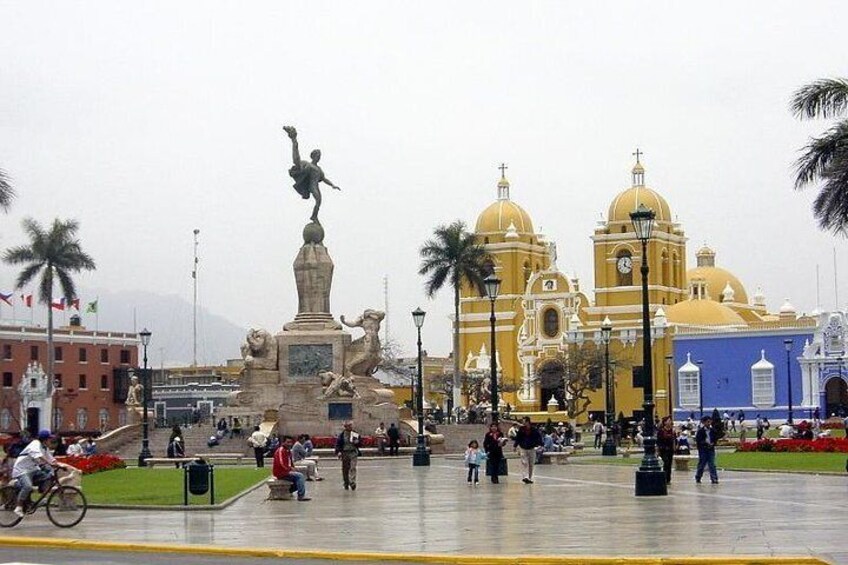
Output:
[51, 298, 65, 311]
[0, 292, 12, 306]
[69, 298, 80, 310]
[21, 294, 33, 308]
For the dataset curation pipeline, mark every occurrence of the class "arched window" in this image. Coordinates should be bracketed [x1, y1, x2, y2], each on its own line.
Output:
[523, 261, 532, 290]
[751, 350, 775, 407]
[0, 409, 10, 430]
[118, 410, 128, 427]
[76, 408, 88, 430]
[99, 408, 110, 430]
[616, 250, 633, 286]
[543, 308, 560, 338]
[53, 408, 63, 430]
[672, 252, 680, 287]
[661, 251, 669, 287]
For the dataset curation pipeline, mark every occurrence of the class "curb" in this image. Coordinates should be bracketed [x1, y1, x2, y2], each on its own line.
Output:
[0, 537, 829, 565]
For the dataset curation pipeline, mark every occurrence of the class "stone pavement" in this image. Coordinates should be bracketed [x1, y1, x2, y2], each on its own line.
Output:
[0, 457, 844, 564]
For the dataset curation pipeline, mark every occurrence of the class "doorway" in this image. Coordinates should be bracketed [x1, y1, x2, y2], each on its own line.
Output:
[25, 407, 40, 437]
[538, 361, 566, 411]
[825, 377, 848, 417]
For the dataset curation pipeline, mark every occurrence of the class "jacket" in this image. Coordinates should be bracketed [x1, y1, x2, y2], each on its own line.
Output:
[483, 431, 505, 459]
[335, 431, 361, 457]
[695, 425, 717, 451]
[272, 445, 295, 479]
[513, 426, 544, 450]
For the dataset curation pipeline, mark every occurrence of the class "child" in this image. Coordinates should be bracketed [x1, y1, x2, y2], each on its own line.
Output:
[464, 440, 486, 485]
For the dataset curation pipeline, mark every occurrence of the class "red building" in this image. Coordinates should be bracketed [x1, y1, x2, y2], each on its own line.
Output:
[0, 319, 139, 435]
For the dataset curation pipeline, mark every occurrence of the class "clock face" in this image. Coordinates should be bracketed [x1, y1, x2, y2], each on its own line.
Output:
[617, 256, 633, 274]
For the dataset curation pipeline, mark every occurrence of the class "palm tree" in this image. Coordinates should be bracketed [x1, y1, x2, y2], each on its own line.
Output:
[3, 218, 96, 428]
[0, 168, 14, 212]
[791, 77, 848, 233]
[419, 221, 488, 413]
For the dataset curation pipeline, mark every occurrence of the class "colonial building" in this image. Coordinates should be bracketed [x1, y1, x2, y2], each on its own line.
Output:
[457, 158, 817, 423]
[0, 318, 139, 435]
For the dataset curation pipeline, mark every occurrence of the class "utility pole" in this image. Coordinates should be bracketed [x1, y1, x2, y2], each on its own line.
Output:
[192, 229, 200, 367]
[383, 275, 390, 346]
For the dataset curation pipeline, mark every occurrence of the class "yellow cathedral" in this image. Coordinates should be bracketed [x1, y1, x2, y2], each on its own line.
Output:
[457, 157, 798, 423]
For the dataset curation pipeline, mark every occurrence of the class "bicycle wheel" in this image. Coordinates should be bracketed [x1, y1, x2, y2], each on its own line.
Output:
[46, 486, 87, 528]
[0, 485, 22, 528]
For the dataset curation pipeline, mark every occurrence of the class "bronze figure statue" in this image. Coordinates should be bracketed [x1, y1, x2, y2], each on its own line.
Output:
[283, 126, 341, 223]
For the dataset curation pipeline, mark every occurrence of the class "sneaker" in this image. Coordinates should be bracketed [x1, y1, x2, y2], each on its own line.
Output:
[711, 480, 719, 484]
[344, 484, 349, 490]
[13, 507, 23, 518]
[350, 482, 357, 491]
[474, 481, 479, 486]
[306, 478, 314, 482]
[314, 477, 324, 481]
[522, 478, 531, 484]
[297, 497, 311, 502]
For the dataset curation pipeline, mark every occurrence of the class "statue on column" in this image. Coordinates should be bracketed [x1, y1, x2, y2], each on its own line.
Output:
[283, 126, 341, 224]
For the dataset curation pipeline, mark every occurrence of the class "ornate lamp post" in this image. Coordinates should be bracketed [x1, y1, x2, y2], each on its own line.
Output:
[484, 275, 502, 424]
[137, 328, 152, 467]
[695, 360, 704, 418]
[412, 308, 430, 467]
[629, 203, 667, 497]
[665, 355, 674, 418]
[600, 316, 616, 456]
[784, 339, 794, 424]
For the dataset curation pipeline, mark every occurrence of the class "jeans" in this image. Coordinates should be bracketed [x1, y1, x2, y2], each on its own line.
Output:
[594, 433, 602, 448]
[15, 472, 34, 506]
[466, 464, 479, 483]
[253, 447, 265, 467]
[695, 448, 718, 483]
[282, 471, 306, 499]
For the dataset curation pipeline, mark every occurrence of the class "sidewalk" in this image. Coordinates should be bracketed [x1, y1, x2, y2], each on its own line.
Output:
[0, 458, 843, 563]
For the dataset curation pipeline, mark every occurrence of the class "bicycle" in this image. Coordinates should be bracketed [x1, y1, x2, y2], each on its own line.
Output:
[0, 471, 87, 528]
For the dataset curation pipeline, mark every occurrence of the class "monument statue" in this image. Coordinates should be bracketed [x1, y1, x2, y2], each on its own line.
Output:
[320, 371, 360, 399]
[340, 309, 385, 376]
[240, 328, 279, 370]
[125, 375, 143, 407]
[283, 126, 341, 224]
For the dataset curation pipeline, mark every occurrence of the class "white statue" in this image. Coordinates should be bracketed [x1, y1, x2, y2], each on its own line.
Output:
[125, 375, 143, 407]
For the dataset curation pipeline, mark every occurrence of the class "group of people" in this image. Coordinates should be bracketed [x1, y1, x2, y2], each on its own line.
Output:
[372, 422, 401, 455]
[463, 417, 545, 485]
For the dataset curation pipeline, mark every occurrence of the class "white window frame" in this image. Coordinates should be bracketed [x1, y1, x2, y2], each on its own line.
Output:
[678, 370, 700, 407]
[751, 367, 775, 407]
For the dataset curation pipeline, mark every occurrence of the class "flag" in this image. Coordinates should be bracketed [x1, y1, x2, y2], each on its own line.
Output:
[21, 294, 32, 308]
[69, 298, 80, 310]
[0, 292, 12, 306]
[51, 298, 65, 311]
[86, 299, 98, 314]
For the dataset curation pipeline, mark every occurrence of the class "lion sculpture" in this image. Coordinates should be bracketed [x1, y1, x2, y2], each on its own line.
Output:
[240, 328, 278, 370]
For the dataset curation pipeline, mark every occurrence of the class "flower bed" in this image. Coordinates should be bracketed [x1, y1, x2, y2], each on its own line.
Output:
[56, 454, 127, 474]
[737, 437, 848, 453]
[309, 435, 378, 448]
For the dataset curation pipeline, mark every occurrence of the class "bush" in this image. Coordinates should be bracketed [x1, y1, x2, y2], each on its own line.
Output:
[737, 438, 848, 453]
[57, 454, 127, 474]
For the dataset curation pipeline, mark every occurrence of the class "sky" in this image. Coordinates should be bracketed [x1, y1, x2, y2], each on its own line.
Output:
[1, 1, 847, 362]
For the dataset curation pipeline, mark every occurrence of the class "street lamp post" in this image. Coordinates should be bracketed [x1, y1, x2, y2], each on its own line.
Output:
[600, 316, 616, 456]
[412, 308, 430, 467]
[137, 328, 152, 467]
[784, 339, 794, 425]
[484, 275, 502, 424]
[695, 360, 704, 418]
[630, 203, 667, 497]
[665, 355, 674, 418]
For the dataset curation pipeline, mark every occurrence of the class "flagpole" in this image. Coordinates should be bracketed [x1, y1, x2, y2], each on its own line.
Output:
[95, 296, 99, 331]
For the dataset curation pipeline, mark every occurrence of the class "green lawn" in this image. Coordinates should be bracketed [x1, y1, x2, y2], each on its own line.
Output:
[571, 452, 848, 473]
[81, 467, 269, 506]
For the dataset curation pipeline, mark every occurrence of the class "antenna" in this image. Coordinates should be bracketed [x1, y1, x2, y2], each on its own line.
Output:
[193, 228, 200, 367]
[834, 247, 839, 309]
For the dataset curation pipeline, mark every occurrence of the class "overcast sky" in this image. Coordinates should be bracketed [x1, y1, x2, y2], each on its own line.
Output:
[1, 1, 847, 361]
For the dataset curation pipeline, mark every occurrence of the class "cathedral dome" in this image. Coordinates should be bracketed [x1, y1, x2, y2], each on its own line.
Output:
[666, 299, 746, 326]
[686, 245, 749, 304]
[607, 162, 672, 223]
[475, 175, 535, 235]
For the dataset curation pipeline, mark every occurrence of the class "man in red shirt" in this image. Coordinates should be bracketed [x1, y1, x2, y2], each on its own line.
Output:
[272, 436, 310, 501]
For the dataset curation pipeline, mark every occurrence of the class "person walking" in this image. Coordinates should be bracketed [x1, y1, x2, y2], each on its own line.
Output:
[248, 425, 268, 468]
[387, 423, 400, 456]
[694, 416, 719, 484]
[656, 416, 676, 484]
[334, 421, 361, 490]
[592, 419, 605, 449]
[464, 440, 485, 485]
[513, 417, 543, 484]
[166, 436, 185, 468]
[483, 422, 506, 484]
[374, 422, 388, 456]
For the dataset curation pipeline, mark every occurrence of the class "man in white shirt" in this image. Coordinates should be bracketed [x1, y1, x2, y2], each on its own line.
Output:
[11, 430, 57, 517]
[66, 439, 85, 457]
[248, 426, 268, 468]
[291, 435, 323, 481]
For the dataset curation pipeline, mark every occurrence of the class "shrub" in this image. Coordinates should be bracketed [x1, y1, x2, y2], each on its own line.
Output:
[57, 453, 127, 474]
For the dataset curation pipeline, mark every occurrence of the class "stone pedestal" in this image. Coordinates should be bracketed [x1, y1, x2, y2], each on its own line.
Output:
[284, 241, 341, 331]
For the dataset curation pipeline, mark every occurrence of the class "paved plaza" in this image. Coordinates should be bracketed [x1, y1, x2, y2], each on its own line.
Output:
[0, 457, 844, 564]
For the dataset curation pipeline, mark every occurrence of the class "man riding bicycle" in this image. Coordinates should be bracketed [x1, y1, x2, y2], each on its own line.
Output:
[11, 430, 57, 518]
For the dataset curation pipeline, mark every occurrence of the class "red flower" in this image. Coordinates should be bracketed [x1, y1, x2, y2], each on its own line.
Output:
[56, 453, 127, 474]
[736, 437, 848, 453]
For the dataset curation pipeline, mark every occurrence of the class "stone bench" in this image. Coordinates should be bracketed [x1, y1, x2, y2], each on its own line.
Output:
[539, 451, 571, 465]
[674, 455, 697, 472]
[266, 479, 294, 500]
[194, 453, 246, 465]
[310, 447, 418, 457]
[570, 442, 585, 451]
[143, 457, 195, 468]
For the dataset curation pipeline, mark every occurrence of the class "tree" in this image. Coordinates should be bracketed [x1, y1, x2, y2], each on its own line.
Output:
[0, 168, 14, 212]
[3, 218, 96, 426]
[791, 77, 848, 233]
[418, 221, 488, 411]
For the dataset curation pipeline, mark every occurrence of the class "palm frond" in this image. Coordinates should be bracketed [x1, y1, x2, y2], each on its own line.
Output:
[38, 266, 53, 305]
[15, 263, 42, 289]
[55, 268, 77, 304]
[0, 169, 14, 212]
[792, 78, 848, 120]
[793, 121, 848, 188]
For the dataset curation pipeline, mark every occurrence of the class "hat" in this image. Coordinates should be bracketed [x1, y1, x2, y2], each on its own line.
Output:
[38, 429, 52, 440]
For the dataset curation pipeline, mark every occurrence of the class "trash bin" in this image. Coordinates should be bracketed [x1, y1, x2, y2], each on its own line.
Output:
[187, 462, 210, 495]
